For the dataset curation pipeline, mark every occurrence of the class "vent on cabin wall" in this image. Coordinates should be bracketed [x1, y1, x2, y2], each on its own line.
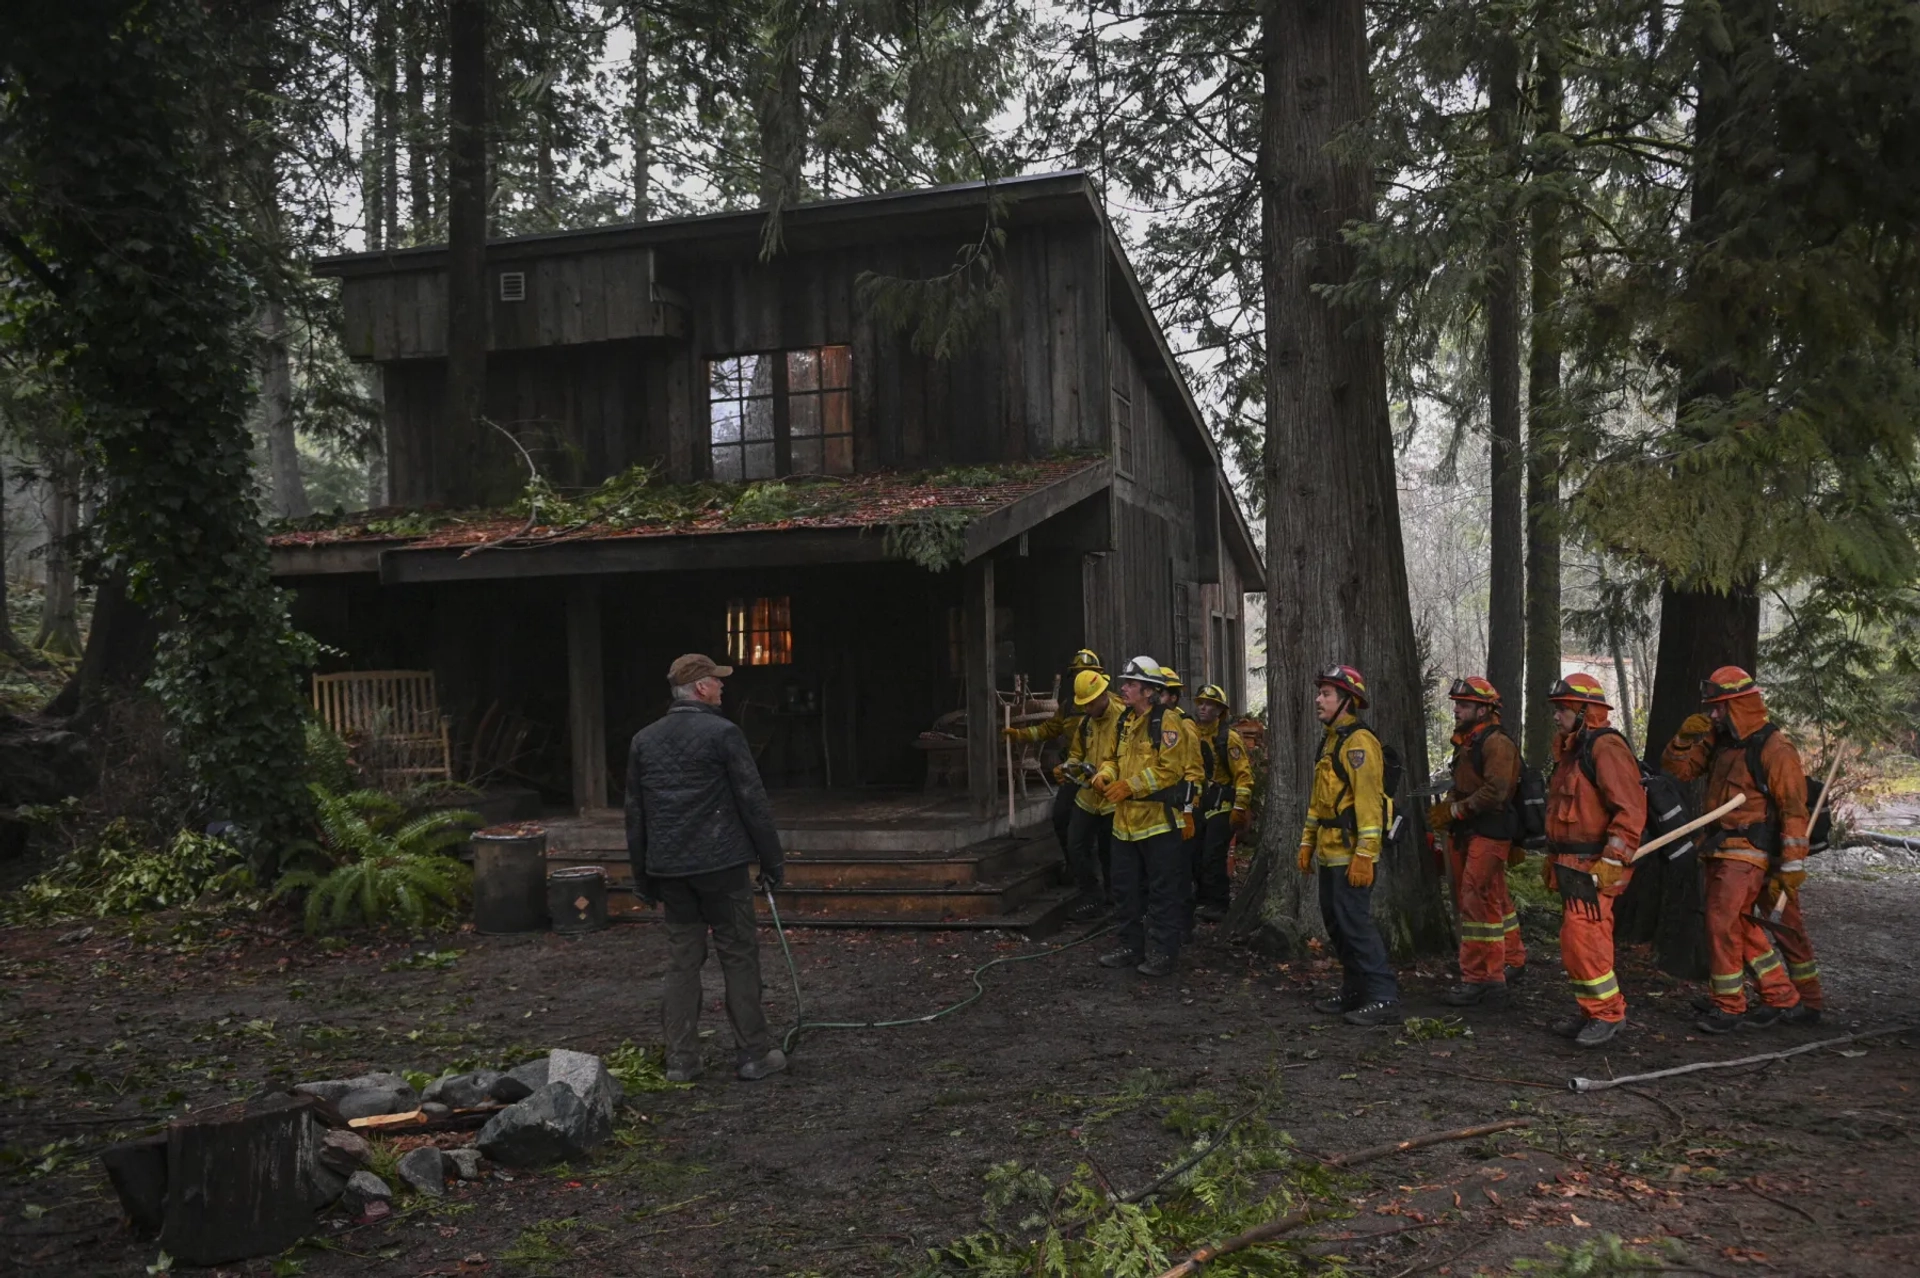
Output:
[498, 271, 527, 302]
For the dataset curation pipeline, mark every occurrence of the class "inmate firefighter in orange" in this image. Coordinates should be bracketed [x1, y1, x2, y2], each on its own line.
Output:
[1661, 666, 1823, 1033]
[1430, 677, 1526, 1008]
[1544, 673, 1646, 1048]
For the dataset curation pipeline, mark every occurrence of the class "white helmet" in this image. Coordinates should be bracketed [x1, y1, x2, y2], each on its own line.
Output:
[1117, 655, 1167, 687]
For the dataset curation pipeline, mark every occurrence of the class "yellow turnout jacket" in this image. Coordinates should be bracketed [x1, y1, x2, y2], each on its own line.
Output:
[1297, 711, 1386, 868]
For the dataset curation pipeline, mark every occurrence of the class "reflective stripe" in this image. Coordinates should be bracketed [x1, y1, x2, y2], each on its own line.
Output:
[1570, 971, 1620, 998]
[1460, 920, 1507, 942]
[1788, 960, 1821, 983]
[1749, 949, 1784, 976]
[1357, 826, 1383, 837]
[1502, 911, 1520, 934]
[1710, 971, 1747, 995]
[1779, 857, 1807, 871]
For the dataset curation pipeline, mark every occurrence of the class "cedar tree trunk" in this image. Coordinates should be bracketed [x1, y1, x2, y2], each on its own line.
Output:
[1484, 29, 1525, 713]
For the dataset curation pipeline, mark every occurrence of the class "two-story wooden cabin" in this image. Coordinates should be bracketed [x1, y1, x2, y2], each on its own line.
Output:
[273, 171, 1262, 829]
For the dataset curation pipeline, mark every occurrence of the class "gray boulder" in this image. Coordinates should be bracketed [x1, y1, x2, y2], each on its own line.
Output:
[545, 1050, 616, 1145]
[475, 1083, 599, 1167]
[396, 1146, 447, 1197]
[446, 1147, 484, 1181]
[317, 1128, 373, 1176]
[337, 1087, 416, 1121]
[339, 1171, 392, 1216]
[496, 1058, 548, 1101]
[296, 1073, 417, 1107]
[308, 1160, 347, 1209]
[423, 1070, 503, 1110]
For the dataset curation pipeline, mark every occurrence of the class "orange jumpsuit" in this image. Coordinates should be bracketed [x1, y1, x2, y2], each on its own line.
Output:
[1446, 718, 1526, 983]
[1662, 692, 1818, 1013]
[1548, 710, 1645, 1023]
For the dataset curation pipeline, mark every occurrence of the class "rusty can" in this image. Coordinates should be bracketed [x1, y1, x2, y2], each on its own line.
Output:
[547, 865, 608, 934]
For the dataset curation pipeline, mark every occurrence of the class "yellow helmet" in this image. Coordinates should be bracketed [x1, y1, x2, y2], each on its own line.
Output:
[1073, 669, 1112, 706]
[1196, 683, 1229, 709]
[1068, 648, 1103, 673]
[1158, 667, 1182, 692]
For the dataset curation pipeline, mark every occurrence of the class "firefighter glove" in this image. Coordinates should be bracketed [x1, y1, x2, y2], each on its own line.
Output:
[1427, 800, 1455, 832]
[1101, 778, 1134, 804]
[1676, 712, 1713, 745]
[1297, 842, 1313, 874]
[1180, 810, 1197, 841]
[1346, 853, 1376, 888]
[1051, 763, 1067, 784]
[1000, 726, 1018, 740]
[1771, 863, 1807, 896]
[1230, 807, 1250, 833]
[1592, 857, 1627, 892]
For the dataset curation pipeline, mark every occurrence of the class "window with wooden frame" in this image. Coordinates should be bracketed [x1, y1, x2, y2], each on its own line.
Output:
[726, 596, 793, 666]
[708, 346, 853, 481]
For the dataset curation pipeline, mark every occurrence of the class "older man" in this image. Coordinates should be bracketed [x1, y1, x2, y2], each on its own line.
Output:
[626, 653, 786, 1083]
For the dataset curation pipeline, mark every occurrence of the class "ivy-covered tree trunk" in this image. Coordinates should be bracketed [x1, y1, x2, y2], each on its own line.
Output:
[0, 458, 19, 656]
[1522, 31, 1564, 767]
[1484, 27, 1525, 712]
[0, 0, 309, 858]
[1226, 0, 1452, 959]
[630, 0, 652, 219]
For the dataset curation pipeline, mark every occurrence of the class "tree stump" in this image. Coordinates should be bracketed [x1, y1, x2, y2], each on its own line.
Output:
[156, 1092, 327, 1265]
[99, 1134, 168, 1234]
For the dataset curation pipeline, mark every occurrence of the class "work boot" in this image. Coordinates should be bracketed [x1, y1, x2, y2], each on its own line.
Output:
[1136, 951, 1176, 978]
[1313, 991, 1364, 1015]
[1442, 981, 1509, 1008]
[736, 1048, 787, 1081]
[1098, 947, 1144, 969]
[1780, 1003, 1822, 1027]
[1068, 897, 1107, 923]
[1691, 994, 1717, 1014]
[1575, 1017, 1624, 1048]
[1344, 1000, 1401, 1028]
[664, 1056, 703, 1084]
[1196, 903, 1227, 923]
[1744, 1004, 1785, 1029]
[1504, 964, 1526, 985]
[1696, 1006, 1745, 1035]
[1549, 1012, 1589, 1039]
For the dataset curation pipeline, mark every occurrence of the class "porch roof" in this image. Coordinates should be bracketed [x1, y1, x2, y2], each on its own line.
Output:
[268, 457, 1110, 583]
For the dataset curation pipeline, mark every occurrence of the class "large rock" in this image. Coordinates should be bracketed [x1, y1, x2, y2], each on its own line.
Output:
[475, 1084, 599, 1167]
[339, 1171, 391, 1216]
[545, 1050, 616, 1145]
[317, 1128, 372, 1176]
[295, 1074, 417, 1108]
[308, 1161, 347, 1209]
[423, 1070, 504, 1110]
[396, 1146, 447, 1197]
[496, 1058, 548, 1101]
[0, 716, 93, 807]
[336, 1087, 417, 1121]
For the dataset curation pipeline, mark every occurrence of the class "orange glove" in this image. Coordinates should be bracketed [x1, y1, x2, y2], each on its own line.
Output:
[1346, 854, 1376, 888]
[1427, 800, 1455, 832]
[1592, 857, 1628, 892]
[1101, 778, 1134, 804]
[1675, 712, 1713, 746]
[1770, 862, 1807, 897]
[1179, 810, 1197, 840]
[1230, 808, 1250, 833]
[1297, 843, 1313, 874]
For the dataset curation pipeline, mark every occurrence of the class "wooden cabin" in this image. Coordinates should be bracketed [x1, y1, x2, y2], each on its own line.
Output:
[275, 171, 1264, 829]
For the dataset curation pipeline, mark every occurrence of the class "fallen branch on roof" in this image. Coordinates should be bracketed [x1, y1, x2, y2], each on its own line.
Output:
[1148, 1118, 1532, 1278]
[1569, 1024, 1915, 1092]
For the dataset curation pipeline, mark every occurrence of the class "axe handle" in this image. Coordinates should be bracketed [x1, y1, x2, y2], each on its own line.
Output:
[1626, 792, 1747, 864]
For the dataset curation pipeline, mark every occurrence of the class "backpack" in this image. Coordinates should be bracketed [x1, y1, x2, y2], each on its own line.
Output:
[1741, 723, 1832, 858]
[1576, 727, 1696, 860]
[1458, 725, 1547, 847]
[1115, 705, 1197, 824]
[1328, 719, 1406, 843]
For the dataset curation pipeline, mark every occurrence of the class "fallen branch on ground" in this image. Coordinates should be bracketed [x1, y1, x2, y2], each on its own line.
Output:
[1148, 1118, 1532, 1278]
[1569, 1025, 1914, 1092]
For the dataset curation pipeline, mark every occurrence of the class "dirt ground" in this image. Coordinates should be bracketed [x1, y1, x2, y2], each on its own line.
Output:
[3, 849, 1917, 1278]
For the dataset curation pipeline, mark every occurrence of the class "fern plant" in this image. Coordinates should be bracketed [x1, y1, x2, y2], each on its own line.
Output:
[274, 785, 480, 933]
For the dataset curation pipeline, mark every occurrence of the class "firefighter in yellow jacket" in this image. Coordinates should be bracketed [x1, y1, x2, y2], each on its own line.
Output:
[1091, 657, 1203, 976]
[1004, 649, 1105, 857]
[1056, 668, 1127, 921]
[1296, 664, 1401, 1026]
[1191, 684, 1253, 924]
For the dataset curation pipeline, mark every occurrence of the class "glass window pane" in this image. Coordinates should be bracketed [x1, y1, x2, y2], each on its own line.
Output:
[710, 357, 740, 397]
[744, 441, 775, 479]
[744, 352, 773, 398]
[743, 396, 774, 441]
[710, 399, 741, 444]
[825, 432, 853, 475]
[790, 438, 823, 475]
[821, 388, 850, 438]
[789, 393, 821, 439]
[821, 345, 851, 389]
[787, 348, 819, 391]
[712, 446, 742, 483]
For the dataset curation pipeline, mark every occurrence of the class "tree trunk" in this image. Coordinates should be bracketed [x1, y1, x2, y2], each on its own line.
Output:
[1522, 34, 1564, 766]
[376, 0, 400, 248]
[630, 1, 651, 218]
[1227, 0, 1451, 959]
[34, 468, 82, 656]
[259, 298, 309, 519]
[0, 456, 18, 657]
[443, 0, 488, 506]
[366, 365, 387, 508]
[1484, 28, 1525, 714]
[45, 568, 159, 721]
[405, 50, 431, 240]
[1609, 625, 1636, 754]
[362, 1, 391, 253]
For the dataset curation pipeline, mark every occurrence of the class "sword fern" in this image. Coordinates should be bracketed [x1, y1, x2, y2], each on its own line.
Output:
[275, 785, 481, 933]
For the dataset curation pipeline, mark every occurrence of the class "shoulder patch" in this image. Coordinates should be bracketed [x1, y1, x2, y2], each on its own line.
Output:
[1162, 728, 1181, 749]
[1347, 748, 1368, 769]
[1229, 745, 1245, 761]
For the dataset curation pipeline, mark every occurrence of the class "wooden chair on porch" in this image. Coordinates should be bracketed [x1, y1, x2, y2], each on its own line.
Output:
[311, 670, 453, 788]
[996, 674, 1059, 799]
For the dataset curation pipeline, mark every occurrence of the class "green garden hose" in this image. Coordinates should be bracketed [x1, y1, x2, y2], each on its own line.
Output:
[763, 886, 1118, 1054]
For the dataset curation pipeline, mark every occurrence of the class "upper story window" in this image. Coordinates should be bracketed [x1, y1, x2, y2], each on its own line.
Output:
[708, 346, 853, 481]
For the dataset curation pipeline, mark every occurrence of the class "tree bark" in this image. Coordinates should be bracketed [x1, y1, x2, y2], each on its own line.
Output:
[0, 456, 18, 657]
[443, 0, 488, 506]
[1227, 0, 1451, 958]
[45, 568, 159, 720]
[259, 298, 309, 519]
[376, 0, 400, 249]
[1522, 33, 1564, 766]
[362, 1, 391, 252]
[405, 47, 431, 239]
[1484, 28, 1525, 714]
[34, 467, 82, 656]
[630, 1, 652, 218]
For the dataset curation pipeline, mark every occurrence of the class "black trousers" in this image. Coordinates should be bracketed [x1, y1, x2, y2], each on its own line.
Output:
[1193, 811, 1233, 909]
[1111, 829, 1185, 959]
[1064, 803, 1110, 904]
[1318, 865, 1398, 1003]
[1051, 782, 1077, 856]
[658, 864, 772, 1062]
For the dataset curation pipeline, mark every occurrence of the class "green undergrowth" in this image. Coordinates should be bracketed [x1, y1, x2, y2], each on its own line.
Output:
[1510, 1236, 1688, 1274]
[3, 817, 252, 924]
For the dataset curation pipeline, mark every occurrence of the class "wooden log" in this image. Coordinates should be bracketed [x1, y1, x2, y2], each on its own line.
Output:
[158, 1092, 327, 1266]
[100, 1133, 168, 1235]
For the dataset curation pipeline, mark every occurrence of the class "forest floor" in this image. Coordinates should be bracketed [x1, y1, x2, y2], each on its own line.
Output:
[2, 847, 1917, 1278]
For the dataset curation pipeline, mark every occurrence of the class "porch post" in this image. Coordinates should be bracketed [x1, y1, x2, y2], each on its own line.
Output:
[566, 579, 608, 811]
[964, 556, 997, 818]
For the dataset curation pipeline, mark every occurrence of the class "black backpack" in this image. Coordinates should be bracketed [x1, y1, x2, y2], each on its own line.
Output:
[1741, 723, 1832, 857]
[1328, 719, 1406, 842]
[1458, 726, 1547, 848]
[1576, 727, 1696, 860]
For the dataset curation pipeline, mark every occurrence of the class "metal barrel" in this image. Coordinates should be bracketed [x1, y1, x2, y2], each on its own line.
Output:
[547, 866, 608, 934]
[471, 828, 550, 934]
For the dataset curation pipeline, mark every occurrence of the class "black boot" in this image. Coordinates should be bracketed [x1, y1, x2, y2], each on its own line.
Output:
[1442, 981, 1509, 1008]
[1696, 1006, 1745, 1035]
[1344, 999, 1401, 1028]
[1744, 1004, 1784, 1029]
[1313, 991, 1363, 1015]
[1780, 1003, 1822, 1027]
[1098, 947, 1144, 969]
[1136, 951, 1175, 978]
[1549, 1012, 1588, 1039]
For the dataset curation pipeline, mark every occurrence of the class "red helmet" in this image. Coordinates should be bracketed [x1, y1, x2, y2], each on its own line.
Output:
[1315, 664, 1369, 709]
[1548, 672, 1610, 708]
[1447, 676, 1500, 707]
[1700, 665, 1759, 703]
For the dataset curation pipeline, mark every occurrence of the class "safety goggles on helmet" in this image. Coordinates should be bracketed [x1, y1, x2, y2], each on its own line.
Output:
[1447, 676, 1500, 706]
[1073, 669, 1112, 706]
[1699, 665, 1758, 703]
[1069, 648, 1104, 673]
[1158, 667, 1183, 691]
[1314, 663, 1369, 708]
[1118, 655, 1167, 687]
[1196, 683, 1229, 708]
[1548, 673, 1610, 707]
